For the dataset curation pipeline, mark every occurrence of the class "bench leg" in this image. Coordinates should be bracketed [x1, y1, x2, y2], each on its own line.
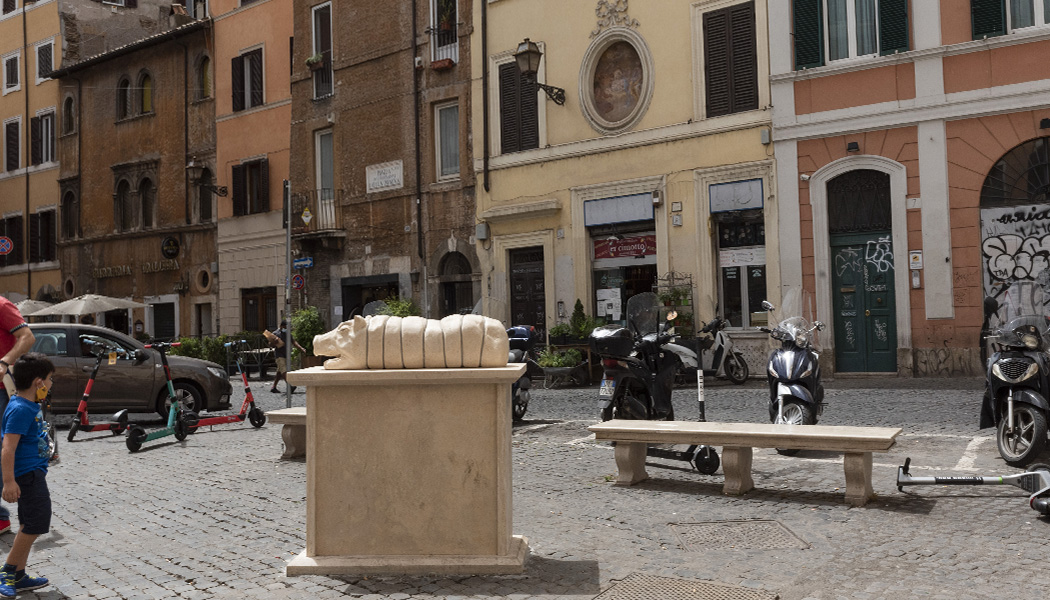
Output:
[721, 446, 754, 496]
[612, 442, 648, 485]
[281, 424, 306, 459]
[843, 452, 873, 507]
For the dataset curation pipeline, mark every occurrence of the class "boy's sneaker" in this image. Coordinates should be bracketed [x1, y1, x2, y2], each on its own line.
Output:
[0, 570, 15, 599]
[0, 520, 10, 534]
[15, 573, 48, 592]
[270, 388, 279, 393]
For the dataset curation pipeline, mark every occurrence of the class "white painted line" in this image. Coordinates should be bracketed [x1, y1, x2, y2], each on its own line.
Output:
[954, 436, 989, 470]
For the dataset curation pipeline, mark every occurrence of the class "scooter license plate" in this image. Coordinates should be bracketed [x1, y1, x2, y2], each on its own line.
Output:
[599, 379, 615, 397]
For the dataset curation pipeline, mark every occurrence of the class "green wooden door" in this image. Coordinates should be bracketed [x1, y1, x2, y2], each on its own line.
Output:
[831, 232, 897, 372]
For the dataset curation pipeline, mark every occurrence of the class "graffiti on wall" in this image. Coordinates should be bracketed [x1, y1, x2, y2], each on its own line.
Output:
[981, 205, 1050, 292]
[913, 347, 983, 377]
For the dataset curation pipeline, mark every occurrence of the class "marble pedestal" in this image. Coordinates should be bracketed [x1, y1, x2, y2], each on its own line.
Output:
[284, 365, 529, 576]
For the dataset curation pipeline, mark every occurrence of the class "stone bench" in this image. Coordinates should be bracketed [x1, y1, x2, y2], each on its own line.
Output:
[266, 407, 306, 459]
[588, 420, 901, 507]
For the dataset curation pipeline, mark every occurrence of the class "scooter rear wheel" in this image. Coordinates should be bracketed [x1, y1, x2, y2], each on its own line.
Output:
[724, 353, 749, 385]
[126, 426, 147, 452]
[248, 407, 266, 428]
[67, 420, 79, 443]
[692, 446, 720, 475]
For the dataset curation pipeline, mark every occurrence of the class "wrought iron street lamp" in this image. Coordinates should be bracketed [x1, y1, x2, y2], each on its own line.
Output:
[514, 38, 565, 106]
[186, 159, 228, 197]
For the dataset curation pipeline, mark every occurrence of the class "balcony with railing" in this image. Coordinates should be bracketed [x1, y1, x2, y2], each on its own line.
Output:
[291, 188, 343, 239]
[312, 53, 334, 99]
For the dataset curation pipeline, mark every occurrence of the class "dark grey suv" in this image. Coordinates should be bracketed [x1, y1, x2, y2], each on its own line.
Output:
[28, 324, 232, 417]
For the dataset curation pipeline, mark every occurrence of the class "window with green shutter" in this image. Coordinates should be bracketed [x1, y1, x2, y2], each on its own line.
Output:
[972, 0, 1006, 38]
[793, 0, 910, 69]
[793, 0, 824, 69]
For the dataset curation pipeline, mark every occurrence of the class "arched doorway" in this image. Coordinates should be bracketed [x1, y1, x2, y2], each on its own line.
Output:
[828, 169, 897, 372]
[438, 251, 475, 317]
[979, 137, 1050, 300]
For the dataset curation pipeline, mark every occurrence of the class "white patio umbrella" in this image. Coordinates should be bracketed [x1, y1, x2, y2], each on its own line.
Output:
[13, 299, 53, 316]
[32, 294, 147, 317]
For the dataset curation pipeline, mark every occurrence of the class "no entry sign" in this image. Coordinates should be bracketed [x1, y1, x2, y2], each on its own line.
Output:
[0, 237, 12, 256]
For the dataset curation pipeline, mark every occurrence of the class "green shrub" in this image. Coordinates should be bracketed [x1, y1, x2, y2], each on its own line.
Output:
[168, 337, 203, 359]
[548, 323, 572, 338]
[378, 296, 422, 317]
[537, 346, 582, 368]
[291, 306, 327, 358]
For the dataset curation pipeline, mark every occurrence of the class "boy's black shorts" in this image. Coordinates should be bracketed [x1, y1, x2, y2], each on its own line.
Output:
[15, 470, 50, 535]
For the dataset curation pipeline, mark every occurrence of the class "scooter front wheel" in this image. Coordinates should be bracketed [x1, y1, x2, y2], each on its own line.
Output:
[692, 446, 720, 475]
[248, 407, 266, 428]
[174, 417, 189, 441]
[67, 420, 80, 443]
[774, 400, 813, 456]
[997, 404, 1048, 467]
[126, 426, 147, 452]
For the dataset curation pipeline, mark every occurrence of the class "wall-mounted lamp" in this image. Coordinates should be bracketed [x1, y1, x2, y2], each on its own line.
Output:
[846, 141, 860, 153]
[514, 38, 566, 105]
[1041, 118, 1050, 129]
[186, 159, 228, 197]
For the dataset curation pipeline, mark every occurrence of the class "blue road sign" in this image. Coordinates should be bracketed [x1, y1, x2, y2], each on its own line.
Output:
[0, 237, 11, 256]
[293, 257, 313, 269]
[291, 274, 305, 290]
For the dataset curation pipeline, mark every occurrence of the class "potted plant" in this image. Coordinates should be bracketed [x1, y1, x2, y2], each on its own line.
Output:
[437, 1, 456, 31]
[291, 306, 328, 368]
[548, 322, 573, 346]
[536, 346, 587, 387]
[306, 53, 325, 71]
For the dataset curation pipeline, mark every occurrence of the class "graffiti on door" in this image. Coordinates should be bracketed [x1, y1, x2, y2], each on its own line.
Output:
[864, 236, 894, 274]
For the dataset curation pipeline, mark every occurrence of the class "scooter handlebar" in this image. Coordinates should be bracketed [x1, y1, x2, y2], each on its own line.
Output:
[223, 339, 248, 348]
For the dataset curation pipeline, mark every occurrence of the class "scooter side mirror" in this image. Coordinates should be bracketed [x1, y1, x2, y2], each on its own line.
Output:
[666, 310, 678, 321]
[761, 301, 775, 311]
[133, 349, 149, 364]
[815, 321, 826, 331]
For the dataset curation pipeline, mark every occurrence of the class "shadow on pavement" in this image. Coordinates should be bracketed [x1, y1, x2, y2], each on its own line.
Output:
[335, 555, 601, 596]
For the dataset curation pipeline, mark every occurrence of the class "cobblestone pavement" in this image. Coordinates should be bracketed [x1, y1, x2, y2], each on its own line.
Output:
[10, 373, 1049, 599]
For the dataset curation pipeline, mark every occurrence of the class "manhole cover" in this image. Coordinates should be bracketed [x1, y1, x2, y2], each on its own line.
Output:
[594, 573, 778, 600]
[670, 520, 809, 551]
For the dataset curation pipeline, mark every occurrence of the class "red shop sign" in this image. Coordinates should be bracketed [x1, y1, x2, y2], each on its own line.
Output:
[594, 235, 656, 259]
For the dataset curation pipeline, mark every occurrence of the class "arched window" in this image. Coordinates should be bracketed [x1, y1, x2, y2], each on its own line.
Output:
[116, 180, 133, 232]
[139, 73, 153, 114]
[61, 191, 77, 239]
[198, 167, 213, 222]
[139, 178, 154, 229]
[197, 56, 212, 99]
[117, 78, 131, 119]
[62, 96, 75, 134]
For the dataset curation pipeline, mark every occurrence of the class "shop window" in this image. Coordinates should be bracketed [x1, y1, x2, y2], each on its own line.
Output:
[717, 219, 767, 327]
[793, 0, 909, 69]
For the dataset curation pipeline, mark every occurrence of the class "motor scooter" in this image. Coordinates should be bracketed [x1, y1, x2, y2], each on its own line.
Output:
[758, 290, 825, 455]
[590, 292, 720, 474]
[67, 339, 132, 442]
[664, 316, 749, 385]
[979, 281, 1050, 467]
[507, 325, 541, 421]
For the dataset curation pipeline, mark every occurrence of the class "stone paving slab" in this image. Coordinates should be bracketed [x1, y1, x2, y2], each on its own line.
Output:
[4, 376, 1043, 599]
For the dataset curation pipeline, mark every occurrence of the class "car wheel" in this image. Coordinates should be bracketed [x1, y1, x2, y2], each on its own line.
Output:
[157, 382, 203, 417]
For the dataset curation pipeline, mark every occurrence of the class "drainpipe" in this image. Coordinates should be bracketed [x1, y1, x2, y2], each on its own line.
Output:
[481, 0, 489, 192]
[411, 0, 428, 314]
[178, 40, 190, 225]
[22, 3, 31, 298]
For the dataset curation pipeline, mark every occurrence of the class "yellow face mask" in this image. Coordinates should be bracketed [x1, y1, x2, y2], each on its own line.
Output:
[36, 386, 48, 401]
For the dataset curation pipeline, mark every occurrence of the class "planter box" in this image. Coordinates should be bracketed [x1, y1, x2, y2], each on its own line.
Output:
[430, 58, 455, 71]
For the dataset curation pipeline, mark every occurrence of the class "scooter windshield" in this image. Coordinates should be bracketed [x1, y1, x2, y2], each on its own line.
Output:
[626, 292, 661, 336]
[772, 288, 817, 347]
[989, 282, 1050, 350]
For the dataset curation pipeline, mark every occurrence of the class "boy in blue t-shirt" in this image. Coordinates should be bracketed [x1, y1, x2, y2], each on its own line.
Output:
[0, 352, 53, 598]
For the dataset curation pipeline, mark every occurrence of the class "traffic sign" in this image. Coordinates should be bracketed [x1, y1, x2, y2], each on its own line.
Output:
[301, 207, 313, 225]
[0, 237, 11, 256]
[291, 274, 305, 290]
[293, 257, 313, 269]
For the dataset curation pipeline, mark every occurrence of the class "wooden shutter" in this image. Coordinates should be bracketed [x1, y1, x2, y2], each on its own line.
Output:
[28, 213, 39, 264]
[730, 3, 758, 112]
[9, 215, 22, 264]
[257, 159, 270, 212]
[519, 72, 538, 151]
[231, 55, 245, 112]
[704, 9, 732, 117]
[45, 113, 54, 162]
[232, 164, 247, 216]
[2, 0, 14, 14]
[30, 116, 40, 166]
[972, 0, 1005, 39]
[5, 57, 17, 89]
[793, 0, 824, 69]
[879, 0, 909, 55]
[705, 3, 757, 118]
[498, 63, 521, 154]
[248, 49, 264, 108]
[43, 210, 55, 261]
[37, 43, 52, 79]
[5, 121, 17, 171]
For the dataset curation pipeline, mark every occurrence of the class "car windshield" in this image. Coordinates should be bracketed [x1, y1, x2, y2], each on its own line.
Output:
[988, 282, 1050, 348]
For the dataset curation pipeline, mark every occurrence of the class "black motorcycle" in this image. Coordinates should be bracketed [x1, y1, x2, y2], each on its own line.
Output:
[507, 325, 541, 421]
[758, 295, 825, 454]
[590, 292, 720, 474]
[980, 282, 1050, 467]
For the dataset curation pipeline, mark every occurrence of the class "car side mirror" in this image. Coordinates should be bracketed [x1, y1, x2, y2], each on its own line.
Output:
[761, 301, 775, 312]
[134, 349, 149, 364]
[815, 321, 826, 331]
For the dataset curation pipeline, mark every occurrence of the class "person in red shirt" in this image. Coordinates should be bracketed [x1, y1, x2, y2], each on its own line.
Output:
[0, 298, 36, 536]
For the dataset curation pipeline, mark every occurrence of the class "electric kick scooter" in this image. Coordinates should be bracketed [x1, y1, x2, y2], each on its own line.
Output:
[126, 341, 190, 452]
[182, 340, 266, 432]
[67, 339, 131, 442]
[897, 457, 1050, 515]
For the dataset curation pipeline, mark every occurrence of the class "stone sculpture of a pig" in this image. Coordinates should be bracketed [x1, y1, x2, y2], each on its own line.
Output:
[312, 314, 510, 369]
